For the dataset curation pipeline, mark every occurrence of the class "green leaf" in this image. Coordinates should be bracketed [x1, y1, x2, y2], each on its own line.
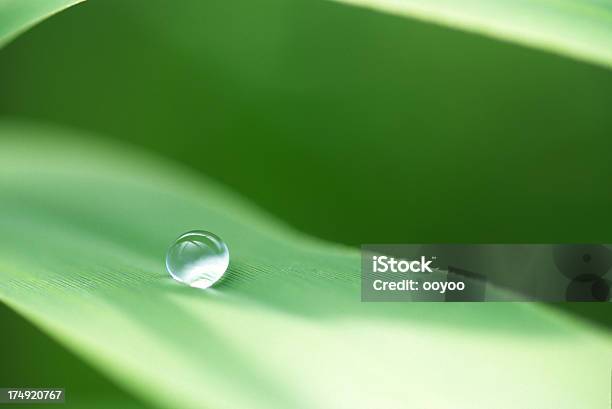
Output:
[0, 302, 152, 409]
[0, 0, 85, 48]
[335, 0, 612, 69]
[0, 120, 610, 409]
[2, 0, 612, 70]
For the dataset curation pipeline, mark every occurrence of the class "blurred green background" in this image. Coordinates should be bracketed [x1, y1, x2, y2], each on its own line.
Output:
[1, 0, 612, 246]
[1, 0, 611, 406]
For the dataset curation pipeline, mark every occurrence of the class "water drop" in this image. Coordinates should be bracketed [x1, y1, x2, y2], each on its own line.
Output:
[166, 230, 229, 289]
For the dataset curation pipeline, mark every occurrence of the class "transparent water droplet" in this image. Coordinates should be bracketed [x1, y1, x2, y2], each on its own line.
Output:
[166, 230, 229, 289]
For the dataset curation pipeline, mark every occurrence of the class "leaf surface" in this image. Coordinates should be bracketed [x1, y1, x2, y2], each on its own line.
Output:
[0, 0, 84, 48]
[2, 0, 612, 69]
[336, 0, 612, 68]
[0, 121, 610, 409]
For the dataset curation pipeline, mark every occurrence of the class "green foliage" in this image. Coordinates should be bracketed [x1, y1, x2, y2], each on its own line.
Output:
[2, 0, 612, 246]
[0, 122, 611, 409]
[3, 0, 612, 68]
[338, 0, 612, 69]
[1, 1, 612, 408]
[0, 0, 84, 47]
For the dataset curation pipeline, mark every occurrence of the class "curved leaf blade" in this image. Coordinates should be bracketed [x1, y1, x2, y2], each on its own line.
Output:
[0, 121, 610, 409]
[335, 0, 612, 68]
[0, 0, 85, 48]
[2, 0, 612, 69]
